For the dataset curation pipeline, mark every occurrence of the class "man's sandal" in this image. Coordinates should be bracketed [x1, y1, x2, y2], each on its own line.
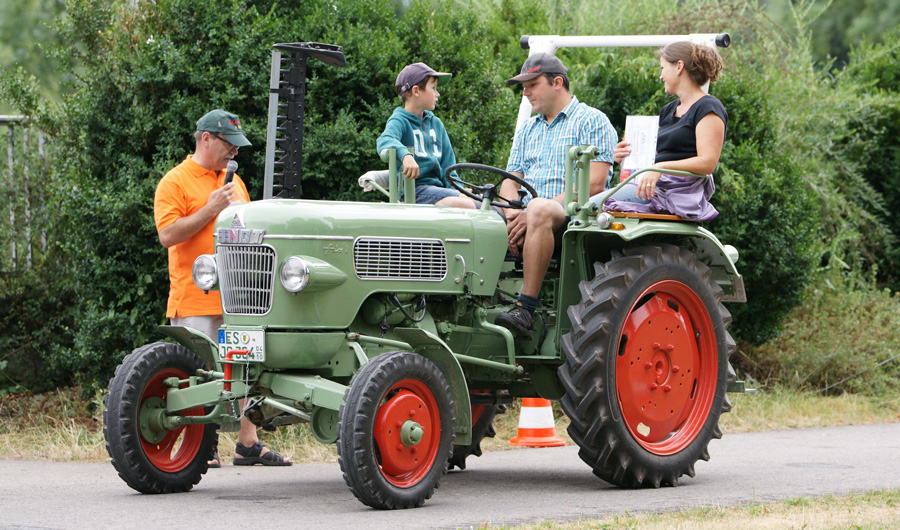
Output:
[233, 442, 292, 466]
[208, 450, 222, 469]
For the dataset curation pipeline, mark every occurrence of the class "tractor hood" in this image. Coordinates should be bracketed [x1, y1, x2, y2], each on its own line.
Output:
[220, 199, 505, 241]
[212, 199, 509, 329]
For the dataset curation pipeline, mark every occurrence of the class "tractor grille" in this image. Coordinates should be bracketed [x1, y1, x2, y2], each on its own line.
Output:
[216, 245, 276, 315]
[353, 237, 447, 281]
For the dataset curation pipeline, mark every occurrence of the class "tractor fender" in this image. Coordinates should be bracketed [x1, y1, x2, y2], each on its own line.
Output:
[566, 223, 746, 303]
[394, 327, 472, 446]
[157, 325, 219, 369]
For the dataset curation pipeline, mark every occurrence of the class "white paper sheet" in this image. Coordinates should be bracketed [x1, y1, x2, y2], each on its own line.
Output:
[621, 115, 659, 173]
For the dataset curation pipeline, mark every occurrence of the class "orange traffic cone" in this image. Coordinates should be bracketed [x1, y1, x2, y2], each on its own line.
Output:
[508, 398, 566, 447]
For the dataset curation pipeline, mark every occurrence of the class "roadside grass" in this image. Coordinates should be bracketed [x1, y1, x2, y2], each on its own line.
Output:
[480, 488, 900, 530]
[1, 385, 897, 463]
[720, 387, 900, 432]
[0, 388, 107, 462]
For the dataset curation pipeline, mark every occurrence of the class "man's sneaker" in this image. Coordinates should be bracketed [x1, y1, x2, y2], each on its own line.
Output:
[495, 304, 534, 339]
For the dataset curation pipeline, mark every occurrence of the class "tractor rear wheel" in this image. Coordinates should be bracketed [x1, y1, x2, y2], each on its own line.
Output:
[448, 392, 504, 471]
[338, 351, 455, 509]
[558, 244, 735, 487]
[104, 342, 217, 493]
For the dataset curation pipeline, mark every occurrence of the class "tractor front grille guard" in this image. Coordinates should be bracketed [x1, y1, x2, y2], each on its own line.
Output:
[216, 244, 277, 315]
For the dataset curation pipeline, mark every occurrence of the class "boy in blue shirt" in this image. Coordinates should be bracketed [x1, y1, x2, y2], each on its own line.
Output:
[377, 63, 474, 208]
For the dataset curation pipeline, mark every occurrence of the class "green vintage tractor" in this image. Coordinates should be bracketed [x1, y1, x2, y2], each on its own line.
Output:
[104, 38, 745, 509]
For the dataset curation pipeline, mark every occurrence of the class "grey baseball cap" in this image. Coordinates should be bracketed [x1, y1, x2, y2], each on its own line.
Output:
[395, 62, 452, 95]
[507, 53, 568, 86]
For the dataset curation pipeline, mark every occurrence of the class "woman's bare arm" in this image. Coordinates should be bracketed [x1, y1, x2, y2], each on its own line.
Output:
[654, 113, 726, 175]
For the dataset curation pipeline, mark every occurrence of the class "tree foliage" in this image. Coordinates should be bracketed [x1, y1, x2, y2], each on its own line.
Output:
[763, 0, 900, 68]
[0, 0, 67, 114]
[835, 31, 900, 287]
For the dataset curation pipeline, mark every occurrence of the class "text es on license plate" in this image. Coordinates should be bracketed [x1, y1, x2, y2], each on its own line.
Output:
[218, 329, 265, 362]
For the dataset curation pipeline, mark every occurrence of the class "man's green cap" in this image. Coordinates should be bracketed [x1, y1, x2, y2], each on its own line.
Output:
[196, 109, 252, 147]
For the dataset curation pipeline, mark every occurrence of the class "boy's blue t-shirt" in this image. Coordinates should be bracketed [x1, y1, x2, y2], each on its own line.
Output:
[377, 108, 458, 189]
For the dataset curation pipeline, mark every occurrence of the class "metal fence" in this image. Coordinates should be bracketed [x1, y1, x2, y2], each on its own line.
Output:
[1, 115, 49, 272]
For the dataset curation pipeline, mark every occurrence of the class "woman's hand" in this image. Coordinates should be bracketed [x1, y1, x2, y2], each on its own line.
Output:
[613, 141, 631, 165]
[637, 171, 662, 200]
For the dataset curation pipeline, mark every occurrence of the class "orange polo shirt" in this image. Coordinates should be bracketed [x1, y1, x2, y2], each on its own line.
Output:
[154, 155, 250, 318]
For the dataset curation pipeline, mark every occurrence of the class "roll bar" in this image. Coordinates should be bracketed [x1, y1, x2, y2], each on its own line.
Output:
[519, 33, 730, 53]
[512, 33, 730, 136]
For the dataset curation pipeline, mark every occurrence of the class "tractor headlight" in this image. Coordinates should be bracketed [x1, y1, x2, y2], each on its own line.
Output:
[192, 254, 218, 291]
[280, 256, 310, 293]
[596, 212, 613, 229]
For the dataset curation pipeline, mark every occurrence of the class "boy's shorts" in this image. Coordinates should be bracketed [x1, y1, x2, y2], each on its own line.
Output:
[415, 184, 461, 205]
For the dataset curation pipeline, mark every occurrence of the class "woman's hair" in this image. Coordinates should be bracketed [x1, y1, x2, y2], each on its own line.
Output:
[657, 42, 723, 86]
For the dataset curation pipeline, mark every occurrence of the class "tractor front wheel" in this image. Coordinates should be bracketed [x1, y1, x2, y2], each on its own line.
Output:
[338, 351, 455, 509]
[104, 342, 217, 493]
[559, 244, 735, 488]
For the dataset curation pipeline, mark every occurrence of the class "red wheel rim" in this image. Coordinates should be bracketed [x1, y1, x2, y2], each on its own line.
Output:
[615, 280, 718, 455]
[140, 368, 205, 472]
[373, 378, 441, 487]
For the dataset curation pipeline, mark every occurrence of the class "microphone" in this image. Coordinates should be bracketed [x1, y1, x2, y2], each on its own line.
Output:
[224, 160, 238, 185]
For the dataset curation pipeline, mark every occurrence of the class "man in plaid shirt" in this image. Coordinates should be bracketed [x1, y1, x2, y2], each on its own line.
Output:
[496, 53, 616, 338]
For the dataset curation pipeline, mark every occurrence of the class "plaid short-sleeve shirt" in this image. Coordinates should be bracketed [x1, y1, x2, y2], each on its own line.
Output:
[506, 96, 616, 202]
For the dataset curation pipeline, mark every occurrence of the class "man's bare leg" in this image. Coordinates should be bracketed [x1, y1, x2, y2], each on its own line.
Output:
[496, 199, 566, 337]
[233, 412, 292, 465]
[520, 199, 566, 297]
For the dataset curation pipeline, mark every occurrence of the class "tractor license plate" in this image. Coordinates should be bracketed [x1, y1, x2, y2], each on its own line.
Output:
[217, 329, 266, 362]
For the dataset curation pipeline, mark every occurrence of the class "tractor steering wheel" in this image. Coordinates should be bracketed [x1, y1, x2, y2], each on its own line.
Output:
[445, 163, 539, 210]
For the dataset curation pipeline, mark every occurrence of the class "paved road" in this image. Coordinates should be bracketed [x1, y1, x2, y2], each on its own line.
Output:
[2, 423, 899, 530]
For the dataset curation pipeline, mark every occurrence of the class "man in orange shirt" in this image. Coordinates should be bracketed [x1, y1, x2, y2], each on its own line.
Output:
[154, 109, 291, 467]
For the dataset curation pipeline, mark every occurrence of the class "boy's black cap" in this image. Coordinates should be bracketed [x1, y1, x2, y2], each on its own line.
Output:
[395, 62, 452, 95]
[507, 53, 568, 86]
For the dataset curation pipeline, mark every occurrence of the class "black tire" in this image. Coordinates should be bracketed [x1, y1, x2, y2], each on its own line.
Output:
[448, 398, 505, 471]
[337, 351, 455, 509]
[558, 244, 736, 488]
[104, 342, 218, 493]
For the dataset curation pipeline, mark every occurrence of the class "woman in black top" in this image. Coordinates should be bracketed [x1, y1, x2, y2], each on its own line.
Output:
[606, 41, 726, 221]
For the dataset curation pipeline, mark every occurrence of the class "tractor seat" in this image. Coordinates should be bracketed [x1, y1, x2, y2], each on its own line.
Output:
[605, 211, 697, 222]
